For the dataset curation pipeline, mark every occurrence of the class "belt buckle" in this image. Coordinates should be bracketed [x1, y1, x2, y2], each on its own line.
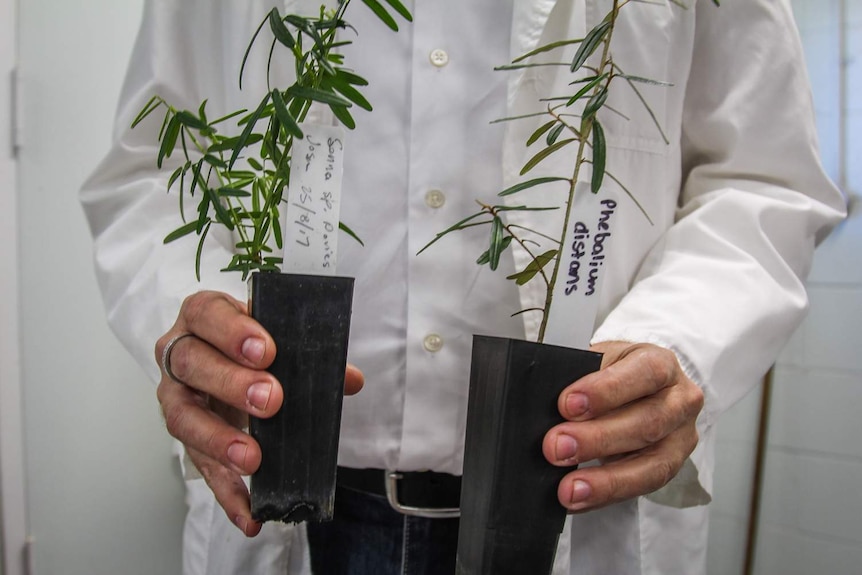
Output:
[385, 471, 460, 519]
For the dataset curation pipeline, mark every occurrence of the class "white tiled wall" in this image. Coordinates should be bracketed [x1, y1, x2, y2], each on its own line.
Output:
[708, 1, 861, 573]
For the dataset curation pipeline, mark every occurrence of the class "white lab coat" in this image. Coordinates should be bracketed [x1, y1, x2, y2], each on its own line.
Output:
[81, 0, 845, 573]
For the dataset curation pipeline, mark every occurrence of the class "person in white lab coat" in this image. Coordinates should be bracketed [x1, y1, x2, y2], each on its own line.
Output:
[81, 0, 846, 574]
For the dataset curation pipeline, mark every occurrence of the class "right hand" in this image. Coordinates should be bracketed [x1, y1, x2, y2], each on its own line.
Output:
[154, 291, 364, 537]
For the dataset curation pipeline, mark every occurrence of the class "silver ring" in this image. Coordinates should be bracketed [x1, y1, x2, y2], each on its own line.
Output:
[161, 333, 196, 385]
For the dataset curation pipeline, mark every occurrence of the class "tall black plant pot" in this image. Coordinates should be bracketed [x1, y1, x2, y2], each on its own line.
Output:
[456, 336, 603, 575]
[248, 272, 354, 524]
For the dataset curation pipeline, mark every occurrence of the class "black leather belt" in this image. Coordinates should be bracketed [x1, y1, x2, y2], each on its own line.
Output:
[337, 466, 461, 518]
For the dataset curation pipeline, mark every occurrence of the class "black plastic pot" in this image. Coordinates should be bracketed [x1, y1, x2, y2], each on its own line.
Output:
[456, 336, 602, 575]
[248, 272, 354, 524]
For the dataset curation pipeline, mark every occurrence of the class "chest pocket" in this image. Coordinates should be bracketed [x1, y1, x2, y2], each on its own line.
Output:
[587, 0, 693, 155]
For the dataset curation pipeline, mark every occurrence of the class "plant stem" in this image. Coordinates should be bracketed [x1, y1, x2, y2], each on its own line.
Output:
[537, 0, 620, 343]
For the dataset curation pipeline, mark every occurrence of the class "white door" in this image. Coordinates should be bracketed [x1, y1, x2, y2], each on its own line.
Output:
[10, 1, 187, 574]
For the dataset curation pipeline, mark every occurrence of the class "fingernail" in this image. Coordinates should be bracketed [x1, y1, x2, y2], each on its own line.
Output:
[566, 393, 589, 418]
[555, 434, 579, 462]
[571, 479, 591, 504]
[235, 515, 249, 534]
[242, 337, 266, 363]
[247, 382, 272, 411]
[227, 442, 248, 470]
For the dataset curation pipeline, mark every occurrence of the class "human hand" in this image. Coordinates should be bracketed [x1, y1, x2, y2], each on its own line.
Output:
[154, 291, 364, 536]
[542, 341, 703, 512]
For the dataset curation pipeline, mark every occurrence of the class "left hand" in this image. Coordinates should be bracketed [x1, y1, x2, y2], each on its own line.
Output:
[542, 341, 704, 512]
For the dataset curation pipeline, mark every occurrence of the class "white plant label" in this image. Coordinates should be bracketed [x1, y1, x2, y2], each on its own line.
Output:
[543, 182, 619, 349]
[281, 123, 346, 275]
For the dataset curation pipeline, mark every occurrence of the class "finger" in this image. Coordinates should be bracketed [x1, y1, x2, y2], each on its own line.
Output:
[161, 334, 283, 418]
[345, 363, 364, 395]
[157, 379, 262, 476]
[558, 344, 682, 421]
[160, 291, 276, 370]
[187, 447, 262, 537]
[544, 384, 701, 466]
[556, 423, 699, 512]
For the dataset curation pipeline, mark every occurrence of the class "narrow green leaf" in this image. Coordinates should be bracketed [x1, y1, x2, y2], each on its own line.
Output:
[520, 138, 576, 176]
[495, 205, 559, 213]
[207, 188, 235, 229]
[225, 170, 256, 179]
[506, 250, 558, 286]
[331, 81, 372, 112]
[417, 212, 491, 255]
[194, 221, 211, 281]
[203, 154, 227, 168]
[571, 20, 611, 73]
[330, 104, 356, 129]
[621, 73, 670, 144]
[157, 115, 181, 169]
[217, 187, 252, 198]
[175, 110, 208, 131]
[495, 62, 570, 71]
[477, 235, 513, 266]
[527, 120, 557, 147]
[167, 165, 185, 192]
[269, 9, 296, 49]
[566, 73, 608, 107]
[190, 160, 204, 198]
[617, 73, 672, 87]
[272, 206, 283, 249]
[237, 104, 273, 126]
[230, 93, 270, 169]
[546, 123, 566, 146]
[361, 0, 399, 31]
[284, 15, 320, 43]
[336, 68, 370, 87]
[272, 89, 304, 139]
[491, 110, 553, 125]
[131, 95, 161, 129]
[339, 222, 365, 246]
[381, 0, 412, 21]
[196, 182, 211, 227]
[499, 177, 571, 197]
[312, 48, 337, 76]
[210, 108, 248, 126]
[163, 220, 199, 244]
[240, 14, 270, 90]
[158, 109, 171, 141]
[582, 86, 608, 121]
[591, 120, 606, 194]
[489, 217, 504, 271]
[604, 169, 653, 225]
[287, 85, 352, 107]
[512, 38, 585, 63]
[208, 134, 263, 155]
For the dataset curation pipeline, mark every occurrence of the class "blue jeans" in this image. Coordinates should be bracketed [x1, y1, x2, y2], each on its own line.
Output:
[306, 484, 459, 575]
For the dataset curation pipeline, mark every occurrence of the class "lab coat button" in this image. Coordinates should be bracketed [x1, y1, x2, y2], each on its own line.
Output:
[425, 189, 446, 209]
[423, 333, 444, 353]
[429, 49, 449, 68]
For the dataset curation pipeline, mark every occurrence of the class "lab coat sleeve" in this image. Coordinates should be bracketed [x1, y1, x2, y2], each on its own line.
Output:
[590, 0, 846, 498]
[80, 1, 271, 383]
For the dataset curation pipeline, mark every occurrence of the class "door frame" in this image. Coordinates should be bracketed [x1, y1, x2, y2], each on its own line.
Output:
[0, 0, 29, 572]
